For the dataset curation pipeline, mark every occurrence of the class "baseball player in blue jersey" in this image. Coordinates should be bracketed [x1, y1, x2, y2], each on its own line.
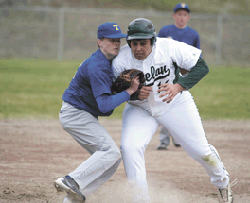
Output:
[53, 22, 140, 203]
[112, 18, 237, 203]
[158, 3, 200, 48]
[157, 3, 201, 150]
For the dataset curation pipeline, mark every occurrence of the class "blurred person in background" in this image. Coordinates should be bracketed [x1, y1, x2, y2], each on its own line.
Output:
[156, 3, 201, 150]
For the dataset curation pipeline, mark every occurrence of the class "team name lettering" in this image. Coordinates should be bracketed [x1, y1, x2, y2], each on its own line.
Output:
[113, 25, 119, 30]
[145, 65, 170, 86]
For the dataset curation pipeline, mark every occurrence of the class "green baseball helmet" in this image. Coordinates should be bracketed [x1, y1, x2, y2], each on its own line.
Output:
[127, 18, 156, 45]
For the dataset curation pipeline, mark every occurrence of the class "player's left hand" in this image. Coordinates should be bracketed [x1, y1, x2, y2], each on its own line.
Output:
[157, 83, 186, 103]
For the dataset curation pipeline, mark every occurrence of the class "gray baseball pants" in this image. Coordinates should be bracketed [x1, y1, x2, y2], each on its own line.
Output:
[159, 126, 180, 145]
[59, 101, 121, 196]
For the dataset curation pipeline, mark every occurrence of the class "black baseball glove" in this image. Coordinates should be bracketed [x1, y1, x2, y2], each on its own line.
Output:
[112, 69, 145, 99]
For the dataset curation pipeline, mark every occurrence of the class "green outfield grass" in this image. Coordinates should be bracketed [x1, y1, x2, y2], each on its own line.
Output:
[0, 59, 249, 120]
[25, 0, 250, 15]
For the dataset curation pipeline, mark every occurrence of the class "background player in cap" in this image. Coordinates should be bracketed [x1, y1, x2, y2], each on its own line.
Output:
[53, 22, 140, 203]
[158, 3, 200, 48]
[112, 18, 236, 203]
[157, 3, 201, 150]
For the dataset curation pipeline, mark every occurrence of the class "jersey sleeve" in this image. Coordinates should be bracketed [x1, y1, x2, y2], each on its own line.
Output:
[176, 58, 209, 90]
[96, 91, 130, 113]
[88, 60, 131, 113]
[170, 40, 202, 71]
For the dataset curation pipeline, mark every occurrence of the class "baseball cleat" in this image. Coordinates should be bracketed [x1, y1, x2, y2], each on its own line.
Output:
[54, 176, 86, 202]
[156, 143, 168, 150]
[218, 178, 238, 203]
[171, 136, 181, 147]
[173, 140, 181, 147]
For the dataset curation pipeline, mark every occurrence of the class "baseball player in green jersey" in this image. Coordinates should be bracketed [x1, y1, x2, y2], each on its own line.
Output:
[112, 18, 237, 203]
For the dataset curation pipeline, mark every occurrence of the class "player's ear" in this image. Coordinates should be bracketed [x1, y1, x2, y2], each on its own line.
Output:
[97, 38, 103, 48]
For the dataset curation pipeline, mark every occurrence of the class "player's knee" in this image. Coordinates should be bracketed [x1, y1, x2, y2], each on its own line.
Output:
[189, 147, 220, 164]
[113, 147, 122, 161]
[107, 145, 122, 162]
[191, 151, 208, 161]
[120, 140, 131, 153]
[97, 144, 121, 172]
[186, 144, 213, 160]
[100, 144, 121, 170]
[109, 150, 121, 169]
[120, 141, 145, 155]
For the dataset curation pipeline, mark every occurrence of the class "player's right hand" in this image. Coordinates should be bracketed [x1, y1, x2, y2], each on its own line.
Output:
[126, 76, 140, 95]
[138, 86, 152, 100]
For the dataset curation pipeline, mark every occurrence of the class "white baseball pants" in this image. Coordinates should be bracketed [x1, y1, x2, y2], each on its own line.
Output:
[121, 91, 229, 202]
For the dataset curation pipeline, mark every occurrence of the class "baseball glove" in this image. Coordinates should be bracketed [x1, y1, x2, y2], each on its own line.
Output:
[112, 69, 145, 94]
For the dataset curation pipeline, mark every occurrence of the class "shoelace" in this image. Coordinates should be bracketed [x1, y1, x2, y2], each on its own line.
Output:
[219, 178, 238, 202]
[229, 178, 238, 188]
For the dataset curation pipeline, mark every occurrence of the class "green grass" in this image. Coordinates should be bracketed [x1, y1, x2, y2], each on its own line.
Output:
[0, 59, 249, 120]
[108, 0, 250, 15]
[46, 0, 250, 15]
[0, 59, 80, 119]
[189, 66, 250, 120]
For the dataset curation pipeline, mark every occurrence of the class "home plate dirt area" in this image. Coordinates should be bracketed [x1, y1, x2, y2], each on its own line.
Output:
[0, 119, 249, 203]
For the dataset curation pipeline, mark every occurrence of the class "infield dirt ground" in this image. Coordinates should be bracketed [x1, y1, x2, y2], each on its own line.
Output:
[0, 118, 249, 203]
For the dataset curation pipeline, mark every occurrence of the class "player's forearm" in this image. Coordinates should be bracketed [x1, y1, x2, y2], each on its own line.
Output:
[173, 83, 186, 93]
[177, 58, 209, 90]
[96, 92, 130, 113]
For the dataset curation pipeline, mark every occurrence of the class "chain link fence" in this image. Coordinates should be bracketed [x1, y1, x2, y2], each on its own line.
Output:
[1, 6, 250, 66]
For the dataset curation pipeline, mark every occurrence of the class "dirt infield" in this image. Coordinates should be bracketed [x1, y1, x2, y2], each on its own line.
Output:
[0, 118, 250, 203]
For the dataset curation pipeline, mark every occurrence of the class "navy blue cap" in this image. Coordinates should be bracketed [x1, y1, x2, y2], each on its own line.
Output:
[173, 3, 190, 13]
[98, 22, 127, 39]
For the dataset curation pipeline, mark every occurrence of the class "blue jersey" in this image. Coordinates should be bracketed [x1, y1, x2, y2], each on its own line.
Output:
[158, 25, 200, 49]
[62, 49, 130, 117]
